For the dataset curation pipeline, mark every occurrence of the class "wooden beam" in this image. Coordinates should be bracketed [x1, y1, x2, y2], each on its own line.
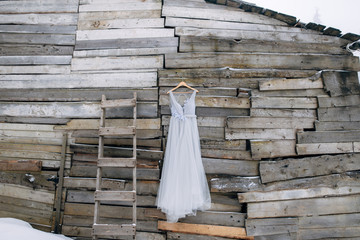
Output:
[251, 97, 318, 109]
[321, 71, 360, 96]
[259, 77, 323, 91]
[245, 218, 298, 236]
[158, 221, 253, 239]
[250, 140, 296, 159]
[296, 142, 354, 155]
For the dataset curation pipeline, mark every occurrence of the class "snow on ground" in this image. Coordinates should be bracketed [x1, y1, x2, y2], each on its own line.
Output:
[0, 218, 72, 240]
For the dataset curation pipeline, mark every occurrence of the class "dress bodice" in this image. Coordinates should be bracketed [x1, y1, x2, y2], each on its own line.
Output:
[169, 90, 196, 120]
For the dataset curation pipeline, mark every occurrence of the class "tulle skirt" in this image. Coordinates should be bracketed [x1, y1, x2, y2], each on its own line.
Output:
[156, 116, 211, 223]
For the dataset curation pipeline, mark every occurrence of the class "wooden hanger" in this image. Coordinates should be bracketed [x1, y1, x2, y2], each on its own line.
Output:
[167, 81, 199, 94]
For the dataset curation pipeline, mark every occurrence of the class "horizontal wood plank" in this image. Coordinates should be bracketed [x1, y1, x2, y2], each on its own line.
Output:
[165, 53, 360, 71]
[297, 130, 360, 143]
[227, 117, 314, 129]
[158, 221, 252, 239]
[203, 158, 259, 176]
[250, 109, 317, 118]
[226, 128, 296, 140]
[318, 107, 360, 121]
[76, 28, 174, 41]
[296, 142, 354, 155]
[0, 160, 42, 172]
[71, 55, 163, 71]
[250, 140, 296, 159]
[251, 97, 318, 109]
[246, 218, 298, 236]
[259, 153, 360, 183]
[259, 77, 323, 91]
[0, 72, 157, 89]
[247, 195, 360, 218]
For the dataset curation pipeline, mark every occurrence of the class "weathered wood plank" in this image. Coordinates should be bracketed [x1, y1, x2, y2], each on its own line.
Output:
[175, 27, 346, 44]
[67, 190, 154, 206]
[315, 121, 360, 131]
[201, 139, 246, 151]
[259, 77, 323, 91]
[167, 232, 237, 240]
[73, 47, 177, 57]
[227, 117, 314, 129]
[179, 211, 245, 227]
[64, 177, 158, 195]
[76, 37, 178, 50]
[210, 177, 262, 193]
[64, 202, 165, 220]
[72, 129, 161, 139]
[79, 10, 161, 21]
[69, 165, 159, 180]
[318, 107, 360, 121]
[297, 131, 360, 143]
[162, 5, 286, 26]
[247, 194, 360, 218]
[251, 97, 318, 109]
[55, 119, 160, 130]
[260, 154, 360, 183]
[162, 106, 249, 117]
[78, 18, 164, 30]
[0, 13, 78, 25]
[62, 215, 158, 232]
[0, 171, 56, 191]
[159, 68, 317, 79]
[0, 183, 54, 204]
[212, 171, 360, 193]
[250, 109, 317, 118]
[0, 208, 51, 226]
[251, 89, 328, 97]
[299, 213, 360, 229]
[0, 160, 42, 172]
[0, 102, 157, 118]
[71, 55, 163, 71]
[246, 218, 298, 236]
[0, 65, 70, 74]
[76, 28, 173, 41]
[0, 44, 73, 56]
[0, 25, 76, 35]
[160, 77, 260, 88]
[203, 158, 259, 176]
[296, 142, 354, 155]
[250, 140, 296, 159]
[201, 149, 252, 160]
[179, 36, 348, 55]
[0, 33, 75, 45]
[160, 95, 250, 108]
[318, 95, 360, 107]
[0, 56, 72, 65]
[79, 2, 161, 12]
[165, 53, 360, 71]
[0, 72, 157, 89]
[226, 128, 296, 140]
[238, 186, 360, 203]
[158, 221, 252, 239]
[0, 0, 79, 13]
[298, 227, 360, 239]
[0, 88, 157, 101]
[322, 71, 360, 96]
[62, 225, 165, 239]
[165, 17, 312, 33]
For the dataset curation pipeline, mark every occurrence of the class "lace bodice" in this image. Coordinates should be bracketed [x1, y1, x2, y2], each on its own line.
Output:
[169, 90, 196, 120]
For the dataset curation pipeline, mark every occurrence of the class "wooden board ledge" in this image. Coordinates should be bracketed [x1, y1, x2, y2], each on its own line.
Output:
[158, 221, 254, 239]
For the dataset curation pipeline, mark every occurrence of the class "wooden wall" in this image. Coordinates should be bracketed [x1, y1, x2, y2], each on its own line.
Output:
[0, 0, 360, 239]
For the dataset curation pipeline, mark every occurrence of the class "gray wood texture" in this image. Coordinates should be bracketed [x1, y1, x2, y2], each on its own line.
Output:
[260, 154, 360, 183]
[322, 71, 360, 96]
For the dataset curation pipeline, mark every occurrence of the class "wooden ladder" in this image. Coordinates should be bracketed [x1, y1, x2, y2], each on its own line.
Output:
[92, 94, 137, 240]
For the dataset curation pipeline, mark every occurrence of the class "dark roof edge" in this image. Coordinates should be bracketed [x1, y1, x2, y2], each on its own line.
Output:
[206, 0, 360, 42]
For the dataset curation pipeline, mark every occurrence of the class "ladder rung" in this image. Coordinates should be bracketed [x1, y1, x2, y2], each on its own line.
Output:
[94, 190, 136, 202]
[99, 126, 135, 136]
[98, 157, 136, 168]
[101, 98, 136, 108]
[93, 223, 135, 236]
